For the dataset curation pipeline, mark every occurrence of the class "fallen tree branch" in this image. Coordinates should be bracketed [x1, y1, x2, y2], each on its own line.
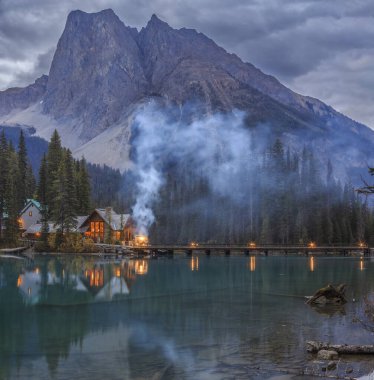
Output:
[307, 341, 374, 354]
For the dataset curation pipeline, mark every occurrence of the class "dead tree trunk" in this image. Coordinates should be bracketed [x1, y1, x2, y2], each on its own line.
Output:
[307, 341, 374, 354]
[306, 284, 347, 305]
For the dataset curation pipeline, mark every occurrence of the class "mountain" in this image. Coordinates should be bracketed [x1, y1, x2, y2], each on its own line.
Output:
[0, 9, 373, 180]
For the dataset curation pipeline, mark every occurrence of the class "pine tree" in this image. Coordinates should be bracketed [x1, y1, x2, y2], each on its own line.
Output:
[64, 150, 78, 232]
[37, 154, 49, 244]
[17, 130, 28, 211]
[4, 148, 20, 244]
[25, 164, 36, 198]
[50, 150, 78, 234]
[0, 131, 8, 241]
[76, 158, 91, 214]
[46, 130, 63, 215]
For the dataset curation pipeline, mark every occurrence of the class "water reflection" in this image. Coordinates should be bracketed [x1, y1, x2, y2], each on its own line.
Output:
[134, 259, 148, 275]
[190, 256, 199, 271]
[249, 256, 256, 272]
[309, 256, 315, 272]
[1, 256, 374, 380]
[15, 258, 150, 306]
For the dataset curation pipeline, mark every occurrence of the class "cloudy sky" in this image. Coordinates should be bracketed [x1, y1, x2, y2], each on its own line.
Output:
[1, 0, 374, 128]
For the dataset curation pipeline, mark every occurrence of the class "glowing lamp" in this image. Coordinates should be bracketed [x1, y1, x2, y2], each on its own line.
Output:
[134, 235, 149, 247]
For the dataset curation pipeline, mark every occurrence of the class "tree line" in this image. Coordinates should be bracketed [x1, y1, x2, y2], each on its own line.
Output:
[0, 130, 36, 244]
[0, 129, 91, 246]
[1, 128, 373, 247]
[149, 139, 374, 245]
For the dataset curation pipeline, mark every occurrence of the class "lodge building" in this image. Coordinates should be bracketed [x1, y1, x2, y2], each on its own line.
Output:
[22, 202, 135, 244]
[79, 207, 134, 243]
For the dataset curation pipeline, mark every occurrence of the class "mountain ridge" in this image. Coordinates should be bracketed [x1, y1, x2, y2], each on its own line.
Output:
[0, 8, 373, 179]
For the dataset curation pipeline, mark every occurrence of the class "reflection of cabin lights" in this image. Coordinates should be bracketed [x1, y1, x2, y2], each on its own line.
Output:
[360, 257, 364, 271]
[308, 242, 316, 249]
[191, 256, 199, 271]
[87, 269, 104, 287]
[189, 241, 199, 248]
[115, 268, 121, 277]
[248, 241, 256, 248]
[309, 256, 315, 272]
[94, 269, 104, 287]
[35, 267, 40, 274]
[249, 256, 256, 272]
[135, 260, 148, 275]
[17, 276, 22, 287]
[28, 287, 31, 295]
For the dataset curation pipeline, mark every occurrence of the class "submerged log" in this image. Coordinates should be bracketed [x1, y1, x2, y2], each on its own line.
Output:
[307, 341, 374, 354]
[306, 283, 347, 305]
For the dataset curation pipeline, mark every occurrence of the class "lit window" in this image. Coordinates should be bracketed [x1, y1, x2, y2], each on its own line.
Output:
[29, 211, 32, 217]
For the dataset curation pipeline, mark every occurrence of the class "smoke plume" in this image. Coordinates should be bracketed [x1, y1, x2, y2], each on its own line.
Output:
[131, 102, 252, 235]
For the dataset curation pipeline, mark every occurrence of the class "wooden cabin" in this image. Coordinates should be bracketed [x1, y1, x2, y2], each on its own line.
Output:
[77, 208, 134, 243]
[19, 199, 42, 231]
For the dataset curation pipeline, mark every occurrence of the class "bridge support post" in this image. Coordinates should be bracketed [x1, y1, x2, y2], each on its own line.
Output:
[264, 250, 268, 257]
[244, 250, 249, 256]
[186, 249, 192, 256]
[167, 249, 174, 256]
[225, 249, 230, 256]
[205, 249, 211, 256]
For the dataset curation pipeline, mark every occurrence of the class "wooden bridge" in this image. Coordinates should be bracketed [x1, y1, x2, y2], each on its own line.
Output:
[96, 243, 373, 257]
[10, 239, 372, 258]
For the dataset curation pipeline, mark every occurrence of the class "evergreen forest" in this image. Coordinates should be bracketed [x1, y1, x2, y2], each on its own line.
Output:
[0, 128, 373, 247]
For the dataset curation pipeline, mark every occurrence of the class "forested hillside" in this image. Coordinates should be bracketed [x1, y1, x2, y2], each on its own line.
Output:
[0, 127, 129, 211]
[149, 139, 374, 245]
[0, 128, 372, 246]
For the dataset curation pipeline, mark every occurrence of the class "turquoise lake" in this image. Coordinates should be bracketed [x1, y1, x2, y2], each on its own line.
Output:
[1, 254, 374, 379]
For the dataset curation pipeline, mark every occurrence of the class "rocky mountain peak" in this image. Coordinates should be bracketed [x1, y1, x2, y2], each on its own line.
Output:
[0, 8, 373, 180]
[145, 13, 172, 30]
[43, 9, 147, 139]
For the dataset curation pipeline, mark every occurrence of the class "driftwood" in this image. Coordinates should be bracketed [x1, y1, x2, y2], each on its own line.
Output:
[306, 284, 347, 305]
[307, 341, 374, 354]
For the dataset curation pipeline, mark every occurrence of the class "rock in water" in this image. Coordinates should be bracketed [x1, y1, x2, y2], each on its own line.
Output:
[317, 350, 339, 360]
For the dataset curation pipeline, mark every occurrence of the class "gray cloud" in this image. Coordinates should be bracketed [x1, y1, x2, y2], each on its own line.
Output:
[0, 0, 373, 127]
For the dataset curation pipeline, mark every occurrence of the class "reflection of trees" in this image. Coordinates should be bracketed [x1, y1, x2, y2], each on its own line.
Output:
[36, 304, 89, 375]
[2, 256, 374, 378]
[0, 261, 32, 380]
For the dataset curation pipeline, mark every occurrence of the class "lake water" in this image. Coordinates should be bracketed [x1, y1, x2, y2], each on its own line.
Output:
[1, 254, 374, 380]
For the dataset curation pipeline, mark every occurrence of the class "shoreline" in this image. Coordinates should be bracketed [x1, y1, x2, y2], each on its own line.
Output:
[1, 247, 373, 260]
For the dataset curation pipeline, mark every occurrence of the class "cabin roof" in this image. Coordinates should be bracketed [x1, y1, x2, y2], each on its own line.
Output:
[25, 222, 58, 234]
[20, 199, 42, 215]
[78, 209, 131, 231]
